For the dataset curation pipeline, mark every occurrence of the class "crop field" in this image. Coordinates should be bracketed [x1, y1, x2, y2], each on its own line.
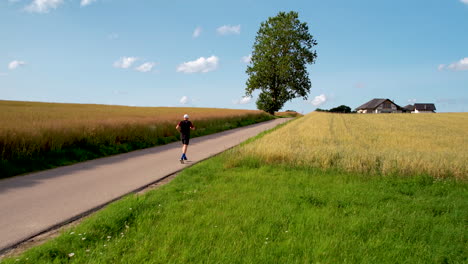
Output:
[0, 100, 273, 178]
[228, 112, 468, 179]
[1, 112, 466, 263]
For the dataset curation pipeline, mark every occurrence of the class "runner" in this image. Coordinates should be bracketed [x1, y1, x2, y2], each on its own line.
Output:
[176, 114, 195, 163]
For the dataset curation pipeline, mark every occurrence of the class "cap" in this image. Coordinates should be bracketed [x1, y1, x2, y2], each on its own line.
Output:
[184, 114, 189, 119]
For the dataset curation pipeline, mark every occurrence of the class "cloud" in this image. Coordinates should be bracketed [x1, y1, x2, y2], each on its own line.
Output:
[113, 57, 138, 69]
[461, 0, 468, 4]
[135, 62, 156, 73]
[107, 33, 119, 40]
[241, 54, 252, 63]
[354, 82, 366, 89]
[408, 99, 417, 104]
[310, 94, 327, 106]
[193, 26, 202, 38]
[233, 96, 252, 105]
[180, 96, 189, 104]
[25, 0, 63, 13]
[80, 0, 96, 6]
[217, 25, 241, 35]
[8, 60, 26, 70]
[176, 55, 219, 73]
[438, 57, 468, 71]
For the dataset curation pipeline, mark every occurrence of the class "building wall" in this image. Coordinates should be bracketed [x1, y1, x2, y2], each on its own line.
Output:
[413, 110, 435, 113]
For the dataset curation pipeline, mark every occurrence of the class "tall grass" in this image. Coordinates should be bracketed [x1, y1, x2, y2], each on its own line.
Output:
[227, 112, 468, 179]
[0, 100, 273, 178]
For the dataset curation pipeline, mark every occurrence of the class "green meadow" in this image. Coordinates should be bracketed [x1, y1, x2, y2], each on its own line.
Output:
[1, 113, 467, 263]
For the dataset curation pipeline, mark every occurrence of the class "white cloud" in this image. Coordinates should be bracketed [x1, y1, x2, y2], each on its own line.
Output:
[310, 94, 327, 106]
[180, 96, 189, 105]
[8, 60, 26, 70]
[217, 25, 241, 35]
[135, 62, 156, 73]
[354, 82, 366, 89]
[176, 55, 219, 73]
[461, 0, 468, 4]
[233, 96, 252, 105]
[439, 58, 468, 71]
[193, 26, 202, 38]
[80, 0, 96, 6]
[107, 33, 119, 40]
[24, 0, 63, 13]
[241, 54, 252, 63]
[113, 57, 138, 69]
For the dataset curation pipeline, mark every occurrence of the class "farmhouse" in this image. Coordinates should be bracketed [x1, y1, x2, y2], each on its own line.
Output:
[355, 98, 403, 114]
[413, 103, 436, 113]
[402, 103, 437, 113]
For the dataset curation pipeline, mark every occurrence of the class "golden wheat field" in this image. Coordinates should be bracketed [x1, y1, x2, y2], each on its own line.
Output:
[0, 100, 265, 131]
[0, 100, 270, 162]
[229, 112, 468, 179]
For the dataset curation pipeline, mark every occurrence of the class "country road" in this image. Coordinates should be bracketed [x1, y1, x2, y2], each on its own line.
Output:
[0, 118, 292, 252]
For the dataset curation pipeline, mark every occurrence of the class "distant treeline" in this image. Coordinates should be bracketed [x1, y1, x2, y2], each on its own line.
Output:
[315, 105, 355, 113]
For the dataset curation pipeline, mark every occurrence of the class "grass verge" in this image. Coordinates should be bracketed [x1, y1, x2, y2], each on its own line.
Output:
[2, 154, 466, 263]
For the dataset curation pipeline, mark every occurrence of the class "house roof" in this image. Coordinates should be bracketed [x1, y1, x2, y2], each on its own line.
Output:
[414, 103, 436, 111]
[403, 104, 415, 111]
[356, 98, 402, 110]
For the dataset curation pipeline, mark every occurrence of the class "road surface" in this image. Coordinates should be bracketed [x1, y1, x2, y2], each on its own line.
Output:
[0, 118, 291, 252]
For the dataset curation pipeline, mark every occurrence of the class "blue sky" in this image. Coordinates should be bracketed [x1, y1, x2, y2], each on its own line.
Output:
[1, 0, 467, 113]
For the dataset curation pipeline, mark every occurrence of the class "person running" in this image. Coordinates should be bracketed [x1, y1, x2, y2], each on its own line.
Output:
[176, 114, 195, 163]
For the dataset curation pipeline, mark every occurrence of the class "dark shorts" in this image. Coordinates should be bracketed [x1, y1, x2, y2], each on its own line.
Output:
[181, 135, 190, 145]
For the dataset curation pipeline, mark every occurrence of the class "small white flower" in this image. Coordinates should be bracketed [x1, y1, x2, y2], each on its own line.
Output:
[86, 249, 90, 252]
[70, 232, 75, 235]
[125, 225, 129, 229]
[129, 208, 132, 210]
[79, 233, 82, 236]
[266, 238, 269, 240]
[82, 237, 86, 240]
[68, 253, 75, 257]
[104, 244, 107, 247]
[107, 236, 111, 239]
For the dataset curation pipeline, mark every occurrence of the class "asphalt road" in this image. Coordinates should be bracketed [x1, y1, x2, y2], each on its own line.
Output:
[0, 118, 291, 252]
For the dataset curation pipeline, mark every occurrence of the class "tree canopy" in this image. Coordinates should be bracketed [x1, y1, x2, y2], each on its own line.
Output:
[245, 11, 317, 114]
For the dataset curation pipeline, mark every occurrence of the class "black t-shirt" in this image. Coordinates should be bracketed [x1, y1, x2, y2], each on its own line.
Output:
[178, 120, 193, 136]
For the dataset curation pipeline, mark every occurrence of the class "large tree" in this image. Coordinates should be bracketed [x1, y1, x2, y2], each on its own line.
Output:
[245, 11, 317, 115]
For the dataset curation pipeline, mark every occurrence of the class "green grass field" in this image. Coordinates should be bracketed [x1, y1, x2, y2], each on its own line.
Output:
[2, 113, 466, 263]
